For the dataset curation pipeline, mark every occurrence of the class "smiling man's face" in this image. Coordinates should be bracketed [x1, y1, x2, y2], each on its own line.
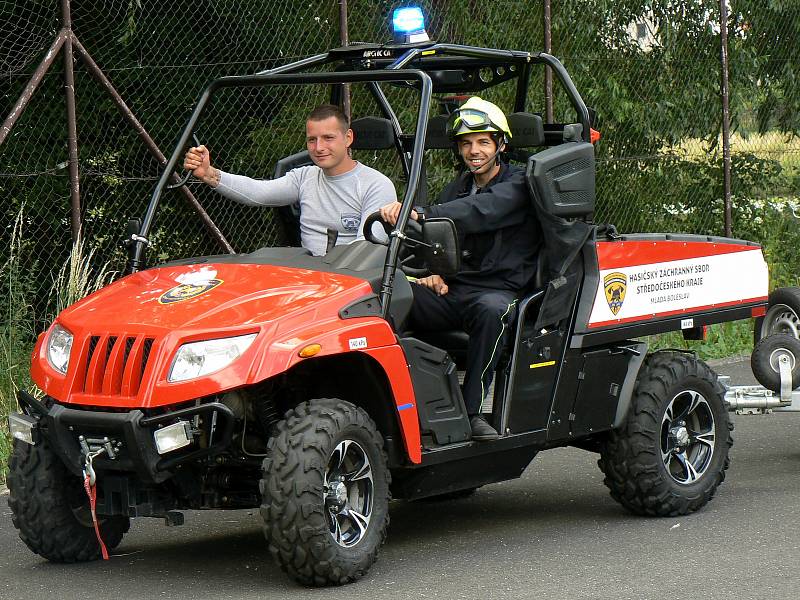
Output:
[457, 131, 501, 180]
[306, 116, 353, 176]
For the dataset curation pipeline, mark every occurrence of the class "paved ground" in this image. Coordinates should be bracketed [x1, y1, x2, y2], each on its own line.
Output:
[1, 358, 798, 600]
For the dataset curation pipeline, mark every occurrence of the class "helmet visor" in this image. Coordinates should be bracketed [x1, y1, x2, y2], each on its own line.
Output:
[448, 108, 504, 136]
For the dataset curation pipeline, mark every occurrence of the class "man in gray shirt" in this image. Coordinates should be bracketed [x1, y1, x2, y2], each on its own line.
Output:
[184, 104, 396, 256]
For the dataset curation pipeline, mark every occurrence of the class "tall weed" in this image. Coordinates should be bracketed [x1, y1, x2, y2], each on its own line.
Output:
[53, 236, 115, 315]
[1, 209, 37, 477]
[1, 213, 114, 482]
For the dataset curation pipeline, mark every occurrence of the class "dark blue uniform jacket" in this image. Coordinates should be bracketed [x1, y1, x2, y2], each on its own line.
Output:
[426, 162, 542, 292]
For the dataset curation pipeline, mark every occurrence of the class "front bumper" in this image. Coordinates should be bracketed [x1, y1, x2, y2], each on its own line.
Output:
[14, 390, 235, 484]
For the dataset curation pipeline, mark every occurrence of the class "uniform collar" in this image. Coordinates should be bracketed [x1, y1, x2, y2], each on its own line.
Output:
[459, 160, 510, 194]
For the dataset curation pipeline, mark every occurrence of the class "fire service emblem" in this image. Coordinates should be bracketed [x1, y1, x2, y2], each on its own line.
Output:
[603, 272, 627, 316]
[159, 279, 222, 304]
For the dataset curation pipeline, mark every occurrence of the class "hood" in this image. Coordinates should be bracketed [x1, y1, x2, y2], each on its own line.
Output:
[58, 262, 373, 333]
[33, 261, 382, 407]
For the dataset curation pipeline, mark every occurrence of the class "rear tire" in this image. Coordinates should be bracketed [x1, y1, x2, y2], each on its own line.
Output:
[7, 437, 130, 562]
[598, 352, 732, 517]
[751, 333, 800, 392]
[260, 399, 390, 586]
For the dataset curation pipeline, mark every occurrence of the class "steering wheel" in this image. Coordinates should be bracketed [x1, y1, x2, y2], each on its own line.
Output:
[363, 211, 429, 277]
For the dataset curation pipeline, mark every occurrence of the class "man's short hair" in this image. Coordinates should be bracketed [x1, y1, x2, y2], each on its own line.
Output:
[307, 104, 350, 133]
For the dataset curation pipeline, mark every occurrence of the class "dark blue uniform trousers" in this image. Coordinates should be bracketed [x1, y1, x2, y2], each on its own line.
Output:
[408, 282, 517, 415]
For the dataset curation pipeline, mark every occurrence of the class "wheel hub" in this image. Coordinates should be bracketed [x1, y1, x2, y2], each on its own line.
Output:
[326, 479, 348, 510]
[669, 423, 690, 449]
[775, 315, 799, 337]
[765, 304, 800, 339]
[769, 348, 796, 373]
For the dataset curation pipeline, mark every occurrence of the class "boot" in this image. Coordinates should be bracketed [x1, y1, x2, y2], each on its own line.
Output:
[470, 415, 499, 441]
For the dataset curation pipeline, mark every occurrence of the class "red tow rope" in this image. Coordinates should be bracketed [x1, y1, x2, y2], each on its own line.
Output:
[83, 473, 110, 560]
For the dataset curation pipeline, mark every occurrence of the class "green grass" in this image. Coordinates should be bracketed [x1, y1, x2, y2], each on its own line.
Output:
[1, 209, 35, 484]
[675, 131, 800, 180]
[645, 319, 755, 361]
[0, 333, 34, 481]
[1, 213, 114, 484]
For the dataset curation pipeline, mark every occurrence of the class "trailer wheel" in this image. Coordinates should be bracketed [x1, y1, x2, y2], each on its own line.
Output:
[260, 398, 390, 586]
[754, 287, 800, 344]
[7, 437, 130, 562]
[598, 352, 732, 517]
[751, 333, 800, 393]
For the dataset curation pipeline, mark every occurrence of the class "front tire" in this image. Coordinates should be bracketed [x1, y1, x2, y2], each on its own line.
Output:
[7, 437, 130, 562]
[598, 352, 733, 517]
[260, 399, 390, 586]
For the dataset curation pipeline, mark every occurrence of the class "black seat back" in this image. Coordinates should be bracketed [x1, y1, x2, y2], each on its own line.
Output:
[425, 114, 451, 149]
[525, 141, 595, 329]
[507, 112, 545, 149]
[525, 142, 595, 219]
[350, 116, 395, 150]
[273, 150, 312, 246]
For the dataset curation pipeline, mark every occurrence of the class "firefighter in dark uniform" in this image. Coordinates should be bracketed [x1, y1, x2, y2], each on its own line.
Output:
[380, 97, 541, 440]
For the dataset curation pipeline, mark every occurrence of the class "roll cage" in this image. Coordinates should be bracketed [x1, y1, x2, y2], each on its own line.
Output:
[128, 40, 592, 323]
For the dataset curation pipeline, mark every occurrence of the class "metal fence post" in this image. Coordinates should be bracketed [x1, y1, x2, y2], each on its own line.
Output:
[0, 31, 67, 147]
[62, 0, 81, 241]
[70, 36, 234, 254]
[340, 0, 351, 120]
[719, 0, 732, 237]
[543, 0, 553, 123]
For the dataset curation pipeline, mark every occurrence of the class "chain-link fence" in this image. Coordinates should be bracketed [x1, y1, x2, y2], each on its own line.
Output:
[2, 0, 799, 333]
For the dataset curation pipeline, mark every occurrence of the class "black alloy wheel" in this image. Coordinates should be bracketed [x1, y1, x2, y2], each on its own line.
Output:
[324, 439, 375, 548]
[660, 388, 716, 485]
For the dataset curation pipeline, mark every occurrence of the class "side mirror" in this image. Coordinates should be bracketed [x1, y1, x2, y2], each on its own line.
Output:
[124, 217, 143, 270]
[125, 218, 142, 240]
[422, 217, 460, 277]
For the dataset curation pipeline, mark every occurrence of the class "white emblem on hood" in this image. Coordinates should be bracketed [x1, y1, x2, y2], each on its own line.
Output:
[176, 267, 218, 286]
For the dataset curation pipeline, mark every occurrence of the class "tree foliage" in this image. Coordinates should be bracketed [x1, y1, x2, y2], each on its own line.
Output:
[1, 0, 799, 328]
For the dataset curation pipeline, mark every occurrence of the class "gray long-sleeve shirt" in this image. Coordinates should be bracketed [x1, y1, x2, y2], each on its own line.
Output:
[217, 162, 396, 256]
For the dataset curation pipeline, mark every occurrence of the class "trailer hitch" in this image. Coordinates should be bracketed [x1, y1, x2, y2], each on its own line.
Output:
[721, 358, 800, 414]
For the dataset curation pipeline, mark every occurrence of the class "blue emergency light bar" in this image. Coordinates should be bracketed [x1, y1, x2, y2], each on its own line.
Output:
[392, 6, 430, 43]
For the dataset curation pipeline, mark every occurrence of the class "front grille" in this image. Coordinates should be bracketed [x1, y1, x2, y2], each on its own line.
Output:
[77, 334, 157, 398]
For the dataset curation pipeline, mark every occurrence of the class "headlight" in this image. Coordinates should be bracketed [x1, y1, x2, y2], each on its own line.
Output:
[47, 324, 73, 375]
[168, 333, 257, 383]
[153, 421, 193, 454]
[9, 413, 39, 446]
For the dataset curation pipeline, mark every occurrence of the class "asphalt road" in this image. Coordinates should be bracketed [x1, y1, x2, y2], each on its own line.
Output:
[1, 358, 798, 600]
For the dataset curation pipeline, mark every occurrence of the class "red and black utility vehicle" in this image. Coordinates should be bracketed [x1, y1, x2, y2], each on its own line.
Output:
[7, 20, 776, 586]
